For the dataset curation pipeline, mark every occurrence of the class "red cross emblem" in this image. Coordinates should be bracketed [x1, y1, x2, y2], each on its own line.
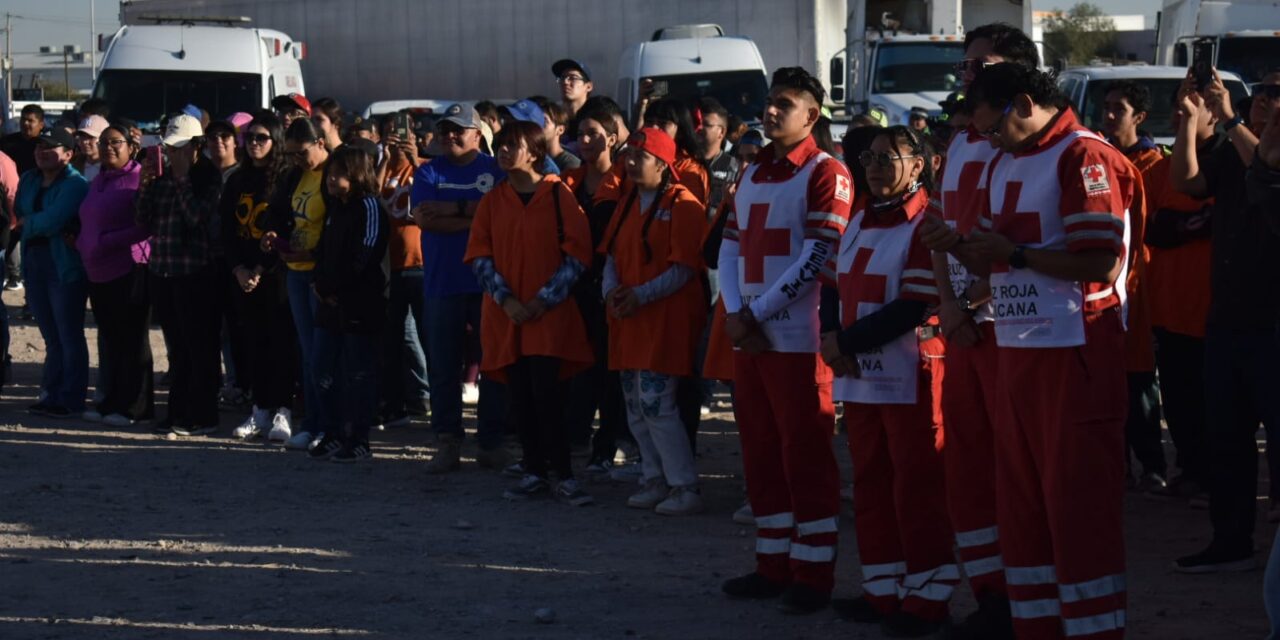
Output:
[942, 161, 988, 231]
[740, 203, 792, 284]
[839, 247, 887, 323]
[996, 181, 1041, 244]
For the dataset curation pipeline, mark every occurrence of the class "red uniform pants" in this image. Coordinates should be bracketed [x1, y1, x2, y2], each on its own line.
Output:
[845, 340, 956, 622]
[734, 350, 841, 593]
[941, 323, 1008, 599]
[996, 311, 1127, 639]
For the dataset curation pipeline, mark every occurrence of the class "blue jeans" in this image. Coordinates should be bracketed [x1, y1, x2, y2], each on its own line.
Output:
[286, 269, 320, 432]
[24, 244, 87, 410]
[314, 328, 380, 445]
[381, 268, 429, 416]
[423, 292, 506, 450]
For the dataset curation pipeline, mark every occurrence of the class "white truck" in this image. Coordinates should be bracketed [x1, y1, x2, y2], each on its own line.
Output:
[91, 15, 306, 131]
[1156, 0, 1280, 84]
[830, 0, 1035, 124]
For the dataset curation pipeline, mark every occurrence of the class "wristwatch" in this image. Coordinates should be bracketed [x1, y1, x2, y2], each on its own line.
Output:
[956, 294, 978, 315]
[1224, 114, 1245, 132]
[1008, 245, 1028, 269]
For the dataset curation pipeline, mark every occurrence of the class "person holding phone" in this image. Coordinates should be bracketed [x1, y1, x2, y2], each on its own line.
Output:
[600, 127, 709, 515]
[261, 118, 335, 450]
[222, 114, 298, 443]
[136, 115, 224, 436]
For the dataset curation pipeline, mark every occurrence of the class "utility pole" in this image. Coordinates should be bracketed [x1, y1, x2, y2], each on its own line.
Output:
[90, 0, 96, 83]
[4, 14, 11, 120]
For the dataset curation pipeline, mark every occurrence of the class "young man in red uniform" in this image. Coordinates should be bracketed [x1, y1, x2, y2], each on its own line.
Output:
[920, 23, 1039, 640]
[935, 63, 1134, 639]
[718, 67, 853, 615]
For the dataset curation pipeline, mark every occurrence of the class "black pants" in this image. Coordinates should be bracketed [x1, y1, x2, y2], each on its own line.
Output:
[5, 228, 20, 281]
[1154, 327, 1208, 483]
[1204, 328, 1280, 550]
[565, 291, 629, 461]
[87, 270, 154, 419]
[1125, 371, 1166, 477]
[222, 265, 252, 395]
[153, 269, 222, 428]
[507, 356, 571, 479]
[231, 270, 297, 411]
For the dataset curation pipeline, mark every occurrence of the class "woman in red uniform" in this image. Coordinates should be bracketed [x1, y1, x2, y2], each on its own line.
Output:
[820, 126, 956, 637]
[464, 121, 595, 506]
[600, 127, 709, 515]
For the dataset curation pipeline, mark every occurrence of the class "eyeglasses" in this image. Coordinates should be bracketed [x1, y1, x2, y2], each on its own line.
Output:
[98, 138, 129, 150]
[558, 75, 587, 85]
[955, 58, 996, 75]
[858, 150, 919, 168]
[982, 104, 1014, 138]
[245, 133, 272, 145]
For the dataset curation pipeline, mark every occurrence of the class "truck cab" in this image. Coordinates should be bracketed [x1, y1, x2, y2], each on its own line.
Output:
[856, 34, 965, 125]
[92, 17, 306, 132]
[617, 25, 769, 124]
[1156, 0, 1280, 84]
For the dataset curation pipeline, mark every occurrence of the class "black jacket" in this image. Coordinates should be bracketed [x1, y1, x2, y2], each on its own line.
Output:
[313, 194, 389, 333]
[219, 164, 281, 274]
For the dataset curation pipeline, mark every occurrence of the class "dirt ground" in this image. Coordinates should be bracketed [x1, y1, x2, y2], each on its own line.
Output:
[0, 288, 1273, 640]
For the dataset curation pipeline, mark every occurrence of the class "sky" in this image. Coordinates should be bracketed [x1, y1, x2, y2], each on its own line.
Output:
[2, 0, 1167, 55]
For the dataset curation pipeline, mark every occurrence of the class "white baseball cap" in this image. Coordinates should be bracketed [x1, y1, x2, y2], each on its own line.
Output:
[161, 114, 203, 148]
[76, 115, 109, 139]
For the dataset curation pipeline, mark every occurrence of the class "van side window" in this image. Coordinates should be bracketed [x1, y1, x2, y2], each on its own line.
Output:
[268, 76, 276, 100]
[1174, 43, 1188, 67]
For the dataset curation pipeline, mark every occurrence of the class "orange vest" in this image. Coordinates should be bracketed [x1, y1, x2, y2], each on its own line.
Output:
[464, 175, 594, 381]
[600, 182, 709, 376]
[1123, 146, 1163, 372]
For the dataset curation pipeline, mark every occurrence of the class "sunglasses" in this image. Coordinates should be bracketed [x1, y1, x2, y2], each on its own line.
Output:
[955, 58, 997, 75]
[859, 150, 919, 168]
[245, 133, 272, 145]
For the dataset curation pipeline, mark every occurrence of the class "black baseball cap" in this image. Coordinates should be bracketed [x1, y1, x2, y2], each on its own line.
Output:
[38, 127, 76, 149]
[552, 59, 592, 82]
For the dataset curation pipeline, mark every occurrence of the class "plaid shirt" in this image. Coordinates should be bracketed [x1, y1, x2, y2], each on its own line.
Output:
[135, 173, 221, 278]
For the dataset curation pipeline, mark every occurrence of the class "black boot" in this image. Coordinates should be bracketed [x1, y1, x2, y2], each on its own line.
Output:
[832, 596, 887, 623]
[881, 611, 946, 638]
[721, 572, 787, 599]
[951, 593, 1014, 640]
[776, 584, 830, 615]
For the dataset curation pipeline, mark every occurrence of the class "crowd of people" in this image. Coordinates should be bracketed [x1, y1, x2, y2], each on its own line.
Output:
[1, 20, 1279, 639]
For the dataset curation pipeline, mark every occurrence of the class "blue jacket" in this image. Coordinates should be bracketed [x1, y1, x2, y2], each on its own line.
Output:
[15, 164, 90, 283]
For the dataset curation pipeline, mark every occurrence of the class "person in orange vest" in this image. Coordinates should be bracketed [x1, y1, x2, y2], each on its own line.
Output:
[820, 126, 957, 637]
[463, 121, 595, 506]
[1101, 79, 1168, 491]
[599, 127, 709, 515]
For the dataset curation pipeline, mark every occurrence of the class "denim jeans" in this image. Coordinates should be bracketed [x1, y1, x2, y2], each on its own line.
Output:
[24, 244, 88, 410]
[381, 268, 429, 416]
[1204, 329, 1280, 550]
[0, 248, 10, 387]
[286, 269, 320, 432]
[423, 293, 506, 450]
[314, 328, 381, 445]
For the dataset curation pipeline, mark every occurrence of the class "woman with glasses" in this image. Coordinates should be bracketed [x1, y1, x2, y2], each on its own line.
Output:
[136, 114, 224, 436]
[262, 117, 335, 450]
[222, 114, 299, 443]
[818, 126, 955, 635]
[76, 125, 154, 426]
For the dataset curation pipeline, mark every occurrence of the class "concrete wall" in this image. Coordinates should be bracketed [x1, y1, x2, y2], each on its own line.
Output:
[120, 0, 841, 113]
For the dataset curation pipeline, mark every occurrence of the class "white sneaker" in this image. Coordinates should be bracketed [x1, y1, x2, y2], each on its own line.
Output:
[102, 413, 133, 428]
[232, 415, 263, 440]
[268, 411, 292, 442]
[461, 382, 480, 406]
[732, 501, 755, 526]
[656, 485, 707, 516]
[82, 410, 103, 423]
[627, 478, 670, 509]
[609, 462, 644, 484]
[285, 430, 315, 450]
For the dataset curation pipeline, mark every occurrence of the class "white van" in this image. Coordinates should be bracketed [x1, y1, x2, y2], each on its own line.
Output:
[617, 25, 768, 123]
[92, 17, 306, 131]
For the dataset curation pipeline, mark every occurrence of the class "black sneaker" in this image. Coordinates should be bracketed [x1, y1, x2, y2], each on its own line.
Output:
[832, 596, 887, 623]
[951, 593, 1014, 640]
[331, 442, 372, 463]
[881, 611, 946, 638]
[1174, 542, 1258, 574]
[722, 572, 787, 599]
[308, 434, 343, 460]
[36, 405, 73, 419]
[554, 478, 594, 506]
[150, 419, 174, 435]
[503, 474, 549, 500]
[501, 461, 526, 479]
[27, 402, 52, 416]
[171, 424, 216, 437]
[776, 584, 830, 615]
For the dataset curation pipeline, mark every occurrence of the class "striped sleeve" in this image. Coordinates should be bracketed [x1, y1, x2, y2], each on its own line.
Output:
[803, 157, 854, 242]
[899, 222, 941, 304]
[1057, 140, 1133, 256]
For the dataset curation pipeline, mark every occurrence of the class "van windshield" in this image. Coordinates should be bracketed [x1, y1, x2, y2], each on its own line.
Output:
[647, 70, 769, 122]
[1217, 37, 1280, 84]
[1078, 77, 1250, 141]
[872, 42, 965, 94]
[92, 70, 261, 130]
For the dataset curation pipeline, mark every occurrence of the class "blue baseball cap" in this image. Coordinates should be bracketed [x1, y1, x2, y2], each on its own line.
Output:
[181, 103, 203, 120]
[552, 58, 592, 82]
[739, 129, 765, 147]
[505, 99, 546, 126]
